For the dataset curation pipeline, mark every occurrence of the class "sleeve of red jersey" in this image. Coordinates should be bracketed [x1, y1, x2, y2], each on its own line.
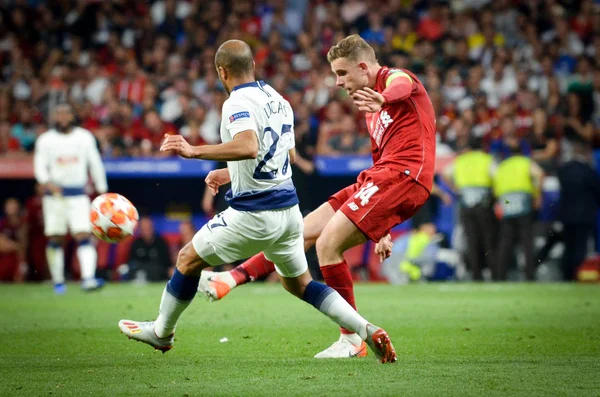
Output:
[381, 71, 418, 106]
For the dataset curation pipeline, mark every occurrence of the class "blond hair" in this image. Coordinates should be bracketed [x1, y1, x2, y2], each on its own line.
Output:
[326, 34, 377, 64]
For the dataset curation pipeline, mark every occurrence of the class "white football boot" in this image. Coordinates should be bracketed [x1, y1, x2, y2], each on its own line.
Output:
[118, 320, 173, 353]
[314, 334, 368, 359]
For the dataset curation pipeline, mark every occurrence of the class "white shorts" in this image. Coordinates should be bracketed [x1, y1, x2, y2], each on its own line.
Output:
[192, 205, 308, 278]
[43, 195, 92, 236]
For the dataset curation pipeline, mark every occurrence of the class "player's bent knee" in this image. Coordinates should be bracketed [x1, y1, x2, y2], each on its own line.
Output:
[73, 232, 91, 242]
[279, 271, 312, 299]
[315, 234, 336, 265]
[176, 243, 206, 276]
[48, 235, 66, 246]
[303, 203, 334, 245]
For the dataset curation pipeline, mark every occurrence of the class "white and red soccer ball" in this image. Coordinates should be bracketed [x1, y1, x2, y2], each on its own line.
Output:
[90, 193, 139, 243]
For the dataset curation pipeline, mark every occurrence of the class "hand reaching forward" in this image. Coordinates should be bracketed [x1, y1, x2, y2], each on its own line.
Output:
[160, 134, 195, 158]
[352, 87, 385, 113]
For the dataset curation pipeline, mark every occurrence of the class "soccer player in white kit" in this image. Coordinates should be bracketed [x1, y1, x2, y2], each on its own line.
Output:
[118, 40, 396, 363]
[34, 104, 108, 293]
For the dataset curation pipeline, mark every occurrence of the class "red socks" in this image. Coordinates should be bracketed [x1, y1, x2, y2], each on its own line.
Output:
[321, 260, 357, 334]
[230, 253, 276, 285]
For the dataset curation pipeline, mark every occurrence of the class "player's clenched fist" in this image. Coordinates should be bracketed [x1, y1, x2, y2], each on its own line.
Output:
[375, 233, 393, 263]
[205, 168, 231, 196]
[160, 134, 195, 158]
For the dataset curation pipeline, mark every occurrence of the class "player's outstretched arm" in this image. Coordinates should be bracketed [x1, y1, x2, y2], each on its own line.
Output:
[353, 72, 415, 112]
[160, 131, 258, 161]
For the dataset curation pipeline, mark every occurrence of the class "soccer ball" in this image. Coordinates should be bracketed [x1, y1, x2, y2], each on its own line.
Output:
[90, 193, 139, 243]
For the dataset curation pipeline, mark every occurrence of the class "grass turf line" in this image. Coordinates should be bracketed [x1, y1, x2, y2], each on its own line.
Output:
[0, 283, 599, 396]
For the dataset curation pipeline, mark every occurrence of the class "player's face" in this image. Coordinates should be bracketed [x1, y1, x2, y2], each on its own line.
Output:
[330, 58, 369, 95]
[216, 66, 231, 95]
[55, 108, 74, 131]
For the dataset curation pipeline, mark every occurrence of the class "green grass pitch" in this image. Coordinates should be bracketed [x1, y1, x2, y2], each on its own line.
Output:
[1, 283, 599, 396]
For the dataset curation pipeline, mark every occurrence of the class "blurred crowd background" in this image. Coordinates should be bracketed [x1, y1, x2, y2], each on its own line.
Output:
[2, 0, 600, 284]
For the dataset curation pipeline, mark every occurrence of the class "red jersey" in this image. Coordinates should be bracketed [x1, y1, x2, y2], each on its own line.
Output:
[365, 66, 436, 192]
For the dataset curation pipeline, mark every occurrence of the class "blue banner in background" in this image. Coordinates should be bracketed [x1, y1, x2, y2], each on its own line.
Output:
[315, 155, 373, 176]
[103, 158, 217, 178]
[100, 156, 375, 178]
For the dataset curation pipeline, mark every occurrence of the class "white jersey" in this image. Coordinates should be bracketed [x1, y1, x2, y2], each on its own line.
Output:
[34, 126, 108, 196]
[220, 80, 297, 211]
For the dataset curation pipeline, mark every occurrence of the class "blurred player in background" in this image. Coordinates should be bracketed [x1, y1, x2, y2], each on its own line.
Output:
[199, 34, 436, 359]
[118, 40, 397, 363]
[0, 198, 27, 282]
[34, 104, 108, 293]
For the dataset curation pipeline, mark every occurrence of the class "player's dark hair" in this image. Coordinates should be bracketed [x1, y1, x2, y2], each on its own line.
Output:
[215, 40, 254, 77]
[327, 34, 377, 64]
[55, 103, 73, 114]
[468, 136, 483, 150]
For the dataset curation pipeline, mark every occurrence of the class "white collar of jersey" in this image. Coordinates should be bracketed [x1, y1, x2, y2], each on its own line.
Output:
[232, 80, 266, 91]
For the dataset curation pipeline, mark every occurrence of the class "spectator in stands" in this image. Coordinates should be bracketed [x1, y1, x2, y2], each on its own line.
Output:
[323, 114, 370, 155]
[564, 92, 593, 143]
[530, 108, 559, 174]
[25, 184, 48, 281]
[291, 106, 317, 214]
[0, 198, 26, 282]
[446, 117, 471, 153]
[136, 110, 177, 155]
[0, 121, 21, 154]
[178, 220, 195, 248]
[480, 57, 517, 109]
[128, 217, 173, 282]
[316, 100, 346, 155]
[490, 116, 531, 160]
[391, 16, 417, 55]
[557, 135, 600, 281]
[10, 106, 38, 152]
[493, 137, 545, 281]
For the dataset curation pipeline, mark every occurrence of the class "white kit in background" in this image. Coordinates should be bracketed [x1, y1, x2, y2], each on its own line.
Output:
[34, 126, 107, 292]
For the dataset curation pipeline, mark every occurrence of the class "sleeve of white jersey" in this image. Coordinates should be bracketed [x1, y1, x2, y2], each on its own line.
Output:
[86, 132, 108, 194]
[33, 134, 49, 185]
[222, 100, 257, 137]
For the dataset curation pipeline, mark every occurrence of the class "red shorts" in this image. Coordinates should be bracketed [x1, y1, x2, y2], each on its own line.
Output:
[328, 166, 430, 242]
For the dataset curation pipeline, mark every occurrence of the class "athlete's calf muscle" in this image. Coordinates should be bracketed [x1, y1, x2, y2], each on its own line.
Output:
[176, 242, 207, 276]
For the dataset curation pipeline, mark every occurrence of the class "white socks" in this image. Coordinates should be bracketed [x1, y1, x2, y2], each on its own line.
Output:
[47, 239, 97, 285]
[303, 281, 368, 340]
[318, 291, 368, 340]
[77, 242, 97, 281]
[341, 332, 364, 346]
[46, 244, 65, 285]
[153, 270, 200, 338]
[154, 286, 192, 338]
[219, 271, 237, 288]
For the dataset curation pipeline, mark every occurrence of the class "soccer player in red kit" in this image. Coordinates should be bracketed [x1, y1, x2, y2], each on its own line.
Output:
[199, 34, 436, 359]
